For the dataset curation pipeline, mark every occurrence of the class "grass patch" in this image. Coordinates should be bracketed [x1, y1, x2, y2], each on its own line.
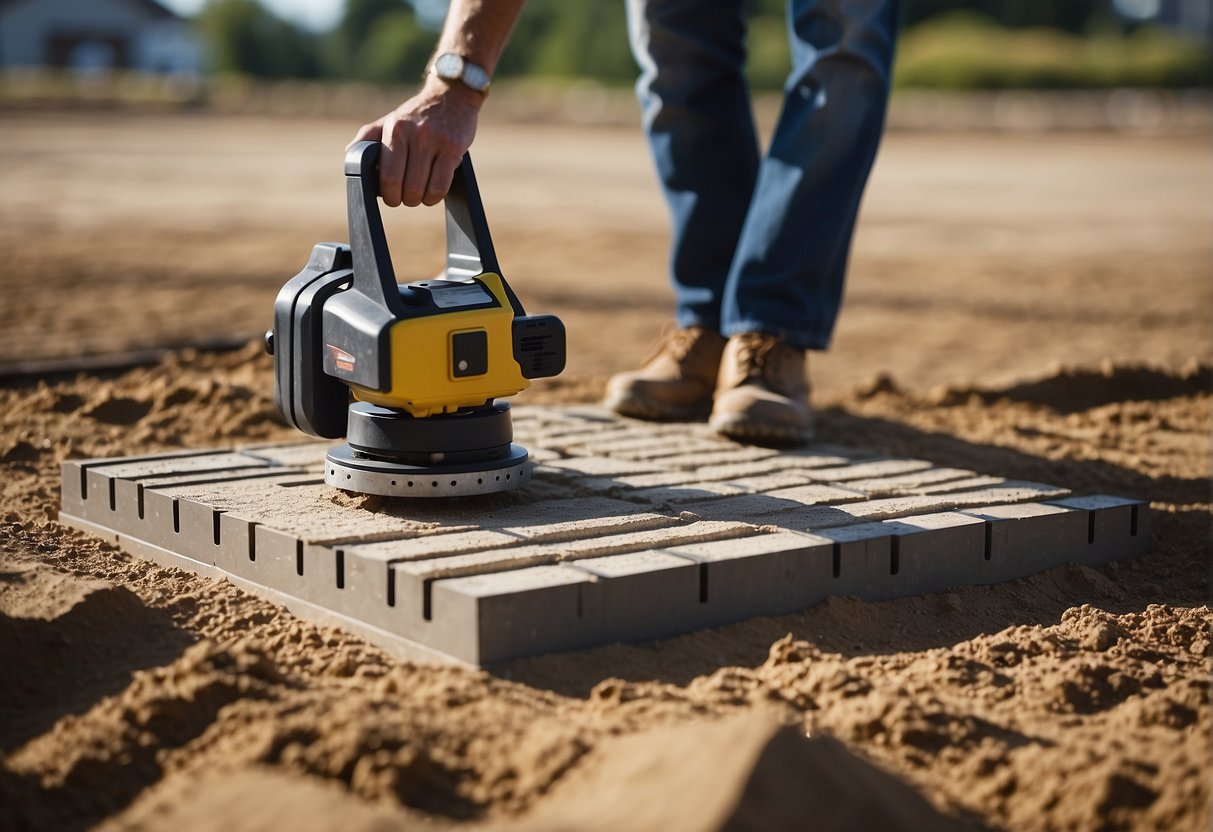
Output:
[893, 13, 1212, 90]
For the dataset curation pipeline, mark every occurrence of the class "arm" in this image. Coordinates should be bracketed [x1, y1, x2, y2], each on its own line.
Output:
[348, 0, 526, 208]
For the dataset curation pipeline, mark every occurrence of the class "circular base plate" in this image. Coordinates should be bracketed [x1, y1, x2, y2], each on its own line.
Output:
[346, 401, 514, 464]
[324, 443, 531, 498]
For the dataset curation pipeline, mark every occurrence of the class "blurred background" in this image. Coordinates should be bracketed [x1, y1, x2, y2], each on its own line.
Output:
[2, 0, 1208, 105]
[0, 0, 1209, 397]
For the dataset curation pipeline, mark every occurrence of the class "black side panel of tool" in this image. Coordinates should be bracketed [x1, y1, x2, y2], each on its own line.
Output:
[272, 243, 352, 435]
[292, 268, 354, 438]
[512, 315, 566, 379]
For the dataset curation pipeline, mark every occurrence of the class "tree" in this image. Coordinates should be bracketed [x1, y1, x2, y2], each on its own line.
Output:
[355, 10, 434, 83]
[197, 0, 321, 78]
[495, 0, 634, 82]
[328, 0, 433, 82]
[339, 0, 410, 56]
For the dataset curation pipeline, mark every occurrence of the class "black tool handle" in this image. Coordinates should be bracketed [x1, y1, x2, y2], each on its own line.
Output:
[343, 141, 523, 316]
[443, 152, 499, 280]
[345, 141, 403, 315]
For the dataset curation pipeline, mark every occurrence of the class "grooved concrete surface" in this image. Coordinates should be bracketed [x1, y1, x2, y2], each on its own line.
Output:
[59, 406, 1150, 666]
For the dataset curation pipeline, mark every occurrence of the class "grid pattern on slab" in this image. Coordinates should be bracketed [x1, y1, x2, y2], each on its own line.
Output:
[58, 406, 1150, 666]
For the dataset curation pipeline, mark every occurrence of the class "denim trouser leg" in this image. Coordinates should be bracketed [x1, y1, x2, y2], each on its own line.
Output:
[627, 0, 900, 350]
[625, 0, 760, 332]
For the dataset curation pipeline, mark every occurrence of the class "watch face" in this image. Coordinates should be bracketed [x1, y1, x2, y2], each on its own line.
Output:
[462, 63, 490, 92]
[434, 52, 464, 81]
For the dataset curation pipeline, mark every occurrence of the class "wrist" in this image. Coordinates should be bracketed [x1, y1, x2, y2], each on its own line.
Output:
[421, 74, 486, 111]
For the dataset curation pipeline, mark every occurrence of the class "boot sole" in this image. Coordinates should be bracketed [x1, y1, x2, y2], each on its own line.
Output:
[603, 393, 711, 423]
[709, 412, 814, 447]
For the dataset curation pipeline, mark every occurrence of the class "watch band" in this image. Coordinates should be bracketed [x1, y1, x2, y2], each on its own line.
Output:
[430, 52, 491, 94]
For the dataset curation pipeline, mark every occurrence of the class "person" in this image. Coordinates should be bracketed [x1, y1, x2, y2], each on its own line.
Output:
[351, 0, 901, 445]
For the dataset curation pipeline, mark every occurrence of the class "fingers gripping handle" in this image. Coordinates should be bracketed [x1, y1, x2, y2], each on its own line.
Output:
[343, 141, 523, 316]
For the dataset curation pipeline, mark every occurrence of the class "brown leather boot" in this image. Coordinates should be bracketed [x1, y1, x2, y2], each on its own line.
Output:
[604, 325, 726, 421]
[710, 332, 813, 445]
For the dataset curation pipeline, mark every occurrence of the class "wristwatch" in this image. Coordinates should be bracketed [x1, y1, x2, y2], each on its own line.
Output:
[430, 53, 491, 94]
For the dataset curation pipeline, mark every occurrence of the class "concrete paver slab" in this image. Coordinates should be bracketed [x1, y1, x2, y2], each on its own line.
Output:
[803, 458, 935, 483]
[842, 467, 981, 495]
[59, 406, 1150, 666]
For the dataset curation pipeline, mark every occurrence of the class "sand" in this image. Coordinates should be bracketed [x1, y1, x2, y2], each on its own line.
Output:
[0, 109, 1210, 830]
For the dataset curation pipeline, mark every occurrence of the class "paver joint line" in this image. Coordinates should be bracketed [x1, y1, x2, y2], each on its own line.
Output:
[59, 405, 1150, 666]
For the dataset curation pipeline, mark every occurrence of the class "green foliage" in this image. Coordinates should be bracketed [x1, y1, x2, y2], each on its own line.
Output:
[499, 0, 788, 88]
[333, 0, 433, 82]
[746, 14, 790, 90]
[197, 0, 322, 78]
[340, 0, 406, 51]
[192, 0, 1211, 90]
[496, 0, 635, 83]
[198, 0, 431, 83]
[895, 12, 1213, 89]
[354, 10, 433, 83]
[902, 0, 1111, 33]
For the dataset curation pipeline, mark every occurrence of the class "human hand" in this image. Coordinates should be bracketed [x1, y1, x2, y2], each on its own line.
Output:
[348, 78, 483, 208]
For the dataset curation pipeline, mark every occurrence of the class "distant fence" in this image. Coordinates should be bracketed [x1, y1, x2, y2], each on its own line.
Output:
[1, 70, 1209, 134]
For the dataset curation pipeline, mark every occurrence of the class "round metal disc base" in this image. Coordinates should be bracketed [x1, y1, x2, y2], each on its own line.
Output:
[324, 443, 531, 498]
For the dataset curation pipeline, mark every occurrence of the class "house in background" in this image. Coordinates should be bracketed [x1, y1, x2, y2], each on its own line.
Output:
[0, 0, 202, 75]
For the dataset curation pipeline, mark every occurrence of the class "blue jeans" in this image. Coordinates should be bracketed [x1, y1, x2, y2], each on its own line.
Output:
[626, 0, 900, 350]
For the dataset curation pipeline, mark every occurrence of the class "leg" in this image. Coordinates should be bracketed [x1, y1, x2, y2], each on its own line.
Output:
[710, 0, 900, 444]
[625, 0, 760, 331]
[720, 0, 901, 350]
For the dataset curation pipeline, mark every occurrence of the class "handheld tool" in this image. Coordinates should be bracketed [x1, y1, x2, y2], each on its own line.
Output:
[266, 141, 565, 497]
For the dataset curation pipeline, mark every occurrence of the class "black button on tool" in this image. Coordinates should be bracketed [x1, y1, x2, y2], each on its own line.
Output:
[451, 330, 488, 378]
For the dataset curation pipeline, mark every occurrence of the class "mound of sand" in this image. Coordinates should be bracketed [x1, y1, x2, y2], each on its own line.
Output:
[508, 711, 970, 832]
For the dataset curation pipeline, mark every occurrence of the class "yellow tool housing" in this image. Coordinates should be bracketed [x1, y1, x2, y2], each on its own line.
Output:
[350, 273, 529, 418]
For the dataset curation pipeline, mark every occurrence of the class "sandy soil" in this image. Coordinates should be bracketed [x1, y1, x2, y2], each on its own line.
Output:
[0, 109, 1210, 830]
[0, 110, 1209, 392]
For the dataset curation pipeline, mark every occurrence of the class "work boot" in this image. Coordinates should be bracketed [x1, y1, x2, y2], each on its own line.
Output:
[710, 332, 813, 445]
[604, 325, 726, 421]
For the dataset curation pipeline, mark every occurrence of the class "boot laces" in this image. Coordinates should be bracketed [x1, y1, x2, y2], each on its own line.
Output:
[644, 323, 705, 366]
[731, 332, 782, 382]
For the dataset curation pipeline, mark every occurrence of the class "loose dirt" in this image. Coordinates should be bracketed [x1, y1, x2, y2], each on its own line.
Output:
[0, 109, 1209, 830]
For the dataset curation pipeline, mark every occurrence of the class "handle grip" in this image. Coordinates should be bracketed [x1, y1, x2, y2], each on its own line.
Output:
[343, 141, 523, 316]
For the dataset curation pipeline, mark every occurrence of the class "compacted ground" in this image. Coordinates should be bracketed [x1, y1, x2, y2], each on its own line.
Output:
[0, 108, 1209, 830]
